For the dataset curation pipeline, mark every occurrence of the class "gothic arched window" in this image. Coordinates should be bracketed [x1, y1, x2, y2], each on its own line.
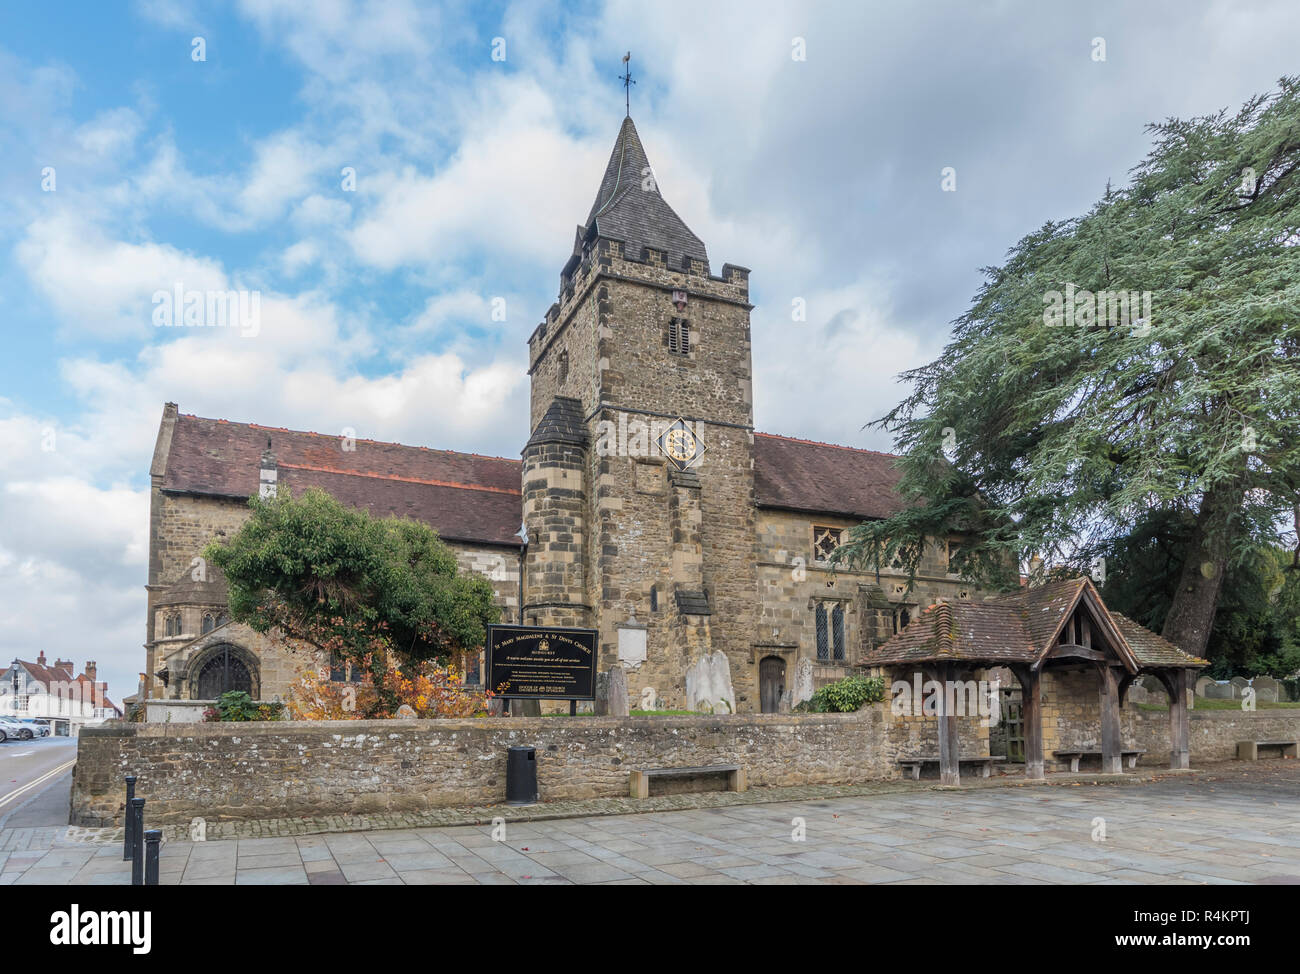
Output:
[196, 645, 255, 699]
[201, 613, 215, 634]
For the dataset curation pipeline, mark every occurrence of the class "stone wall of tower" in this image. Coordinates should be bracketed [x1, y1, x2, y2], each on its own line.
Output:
[591, 253, 757, 708]
[521, 440, 590, 628]
[528, 243, 758, 709]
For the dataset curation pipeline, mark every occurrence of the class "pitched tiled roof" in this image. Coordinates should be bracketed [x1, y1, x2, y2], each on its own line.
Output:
[864, 600, 1038, 666]
[5, 659, 75, 690]
[1111, 614, 1208, 668]
[753, 433, 906, 520]
[162, 414, 523, 547]
[862, 577, 1206, 671]
[1002, 577, 1090, 653]
[577, 116, 708, 270]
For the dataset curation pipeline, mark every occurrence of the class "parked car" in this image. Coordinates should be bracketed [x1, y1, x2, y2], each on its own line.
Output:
[0, 717, 33, 741]
[12, 718, 50, 737]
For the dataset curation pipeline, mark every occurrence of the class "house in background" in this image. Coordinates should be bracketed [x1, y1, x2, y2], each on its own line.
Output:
[0, 654, 122, 736]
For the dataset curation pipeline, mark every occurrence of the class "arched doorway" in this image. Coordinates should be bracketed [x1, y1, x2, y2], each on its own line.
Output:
[193, 644, 257, 699]
[759, 655, 787, 713]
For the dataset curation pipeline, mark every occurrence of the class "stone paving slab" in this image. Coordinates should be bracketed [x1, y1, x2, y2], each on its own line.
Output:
[4, 760, 1299, 885]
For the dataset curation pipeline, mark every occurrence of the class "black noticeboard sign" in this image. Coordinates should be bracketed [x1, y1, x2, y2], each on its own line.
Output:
[486, 624, 598, 700]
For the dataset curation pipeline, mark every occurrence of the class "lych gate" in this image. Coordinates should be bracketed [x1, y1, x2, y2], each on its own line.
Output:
[863, 577, 1206, 786]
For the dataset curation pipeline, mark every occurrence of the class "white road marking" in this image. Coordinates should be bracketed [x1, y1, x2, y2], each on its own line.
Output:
[0, 758, 76, 809]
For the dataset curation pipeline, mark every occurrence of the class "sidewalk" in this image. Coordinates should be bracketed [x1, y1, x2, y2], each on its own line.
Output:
[4, 764, 1298, 885]
[0, 767, 1186, 885]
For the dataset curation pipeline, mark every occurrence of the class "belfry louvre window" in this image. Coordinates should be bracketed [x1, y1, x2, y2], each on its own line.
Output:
[815, 603, 846, 661]
[669, 317, 690, 355]
[813, 526, 842, 562]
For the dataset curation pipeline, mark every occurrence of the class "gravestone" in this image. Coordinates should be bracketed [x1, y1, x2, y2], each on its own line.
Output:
[1251, 676, 1280, 703]
[685, 651, 736, 714]
[594, 671, 609, 715]
[778, 690, 792, 714]
[791, 658, 815, 708]
[1229, 676, 1250, 699]
[1203, 681, 1234, 700]
[1194, 675, 1216, 698]
[395, 704, 417, 719]
[607, 665, 630, 717]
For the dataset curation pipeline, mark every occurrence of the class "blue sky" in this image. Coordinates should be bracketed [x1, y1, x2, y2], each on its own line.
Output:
[2, 0, 1298, 701]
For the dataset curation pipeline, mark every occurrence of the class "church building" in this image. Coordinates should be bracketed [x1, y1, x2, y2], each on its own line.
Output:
[143, 115, 984, 714]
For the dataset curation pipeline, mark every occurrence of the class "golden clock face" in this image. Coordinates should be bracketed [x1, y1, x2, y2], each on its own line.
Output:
[657, 418, 707, 470]
[663, 428, 697, 462]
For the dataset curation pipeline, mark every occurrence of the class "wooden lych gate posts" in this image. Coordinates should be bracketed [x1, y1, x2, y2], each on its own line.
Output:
[864, 577, 1208, 787]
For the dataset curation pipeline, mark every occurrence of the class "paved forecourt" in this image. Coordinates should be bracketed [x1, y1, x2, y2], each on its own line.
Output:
[3, 762, 1299, 885]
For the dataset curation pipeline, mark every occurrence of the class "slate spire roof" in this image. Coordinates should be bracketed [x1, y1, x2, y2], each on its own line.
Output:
[575, 115, 708, 270]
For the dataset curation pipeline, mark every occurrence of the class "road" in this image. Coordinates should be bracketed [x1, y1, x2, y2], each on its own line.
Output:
[0, 736, 78, 829]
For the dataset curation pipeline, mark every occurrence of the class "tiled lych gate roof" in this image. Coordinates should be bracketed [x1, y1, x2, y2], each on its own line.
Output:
[862, 577, 1208, 670]
[163, 414, 913, 548]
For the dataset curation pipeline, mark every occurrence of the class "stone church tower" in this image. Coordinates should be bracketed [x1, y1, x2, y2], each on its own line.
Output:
[523, 115, 757, 711]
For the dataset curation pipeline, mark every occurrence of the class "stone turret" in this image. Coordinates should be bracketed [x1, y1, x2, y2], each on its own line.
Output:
[521, 397, 589, 628]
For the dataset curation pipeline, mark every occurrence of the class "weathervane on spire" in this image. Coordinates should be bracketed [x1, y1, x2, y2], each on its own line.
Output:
[620, 52, 635, 116]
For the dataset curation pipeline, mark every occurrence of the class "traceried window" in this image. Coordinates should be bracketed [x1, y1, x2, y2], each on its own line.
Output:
[812, 526, 842, 562]
[668, 317, 690, 355]
[201, 613, 215, 634]
[815, 602, 846, 661]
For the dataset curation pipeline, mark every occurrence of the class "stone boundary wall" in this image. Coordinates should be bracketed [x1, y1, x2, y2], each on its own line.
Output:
[71, 710, 890, 826]
[1124, 708, 1300, 764]
[70, 707, 1300, 826]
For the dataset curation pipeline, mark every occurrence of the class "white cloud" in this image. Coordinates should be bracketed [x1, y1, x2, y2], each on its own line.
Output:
[349, 80, 601, 269]
[15, 213, 230, 340]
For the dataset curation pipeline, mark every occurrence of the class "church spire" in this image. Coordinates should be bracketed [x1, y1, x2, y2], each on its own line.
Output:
[575, 115, 708, 272]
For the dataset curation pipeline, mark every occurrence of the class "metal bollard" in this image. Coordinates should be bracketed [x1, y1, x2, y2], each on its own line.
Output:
[122, 775, 137, 861]
[144, 830, 162, 886]
[130, 797, 145, 886]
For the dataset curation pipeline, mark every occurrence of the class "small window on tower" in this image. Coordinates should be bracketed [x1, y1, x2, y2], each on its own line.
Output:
[668, 318, 690, 355]
[812, 526, 842, 562]
[557, 350, 569, 385]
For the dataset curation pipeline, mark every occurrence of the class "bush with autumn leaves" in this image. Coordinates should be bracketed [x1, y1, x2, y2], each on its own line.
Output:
[286, 654, 492, 720]
[205, 488, 500, 720]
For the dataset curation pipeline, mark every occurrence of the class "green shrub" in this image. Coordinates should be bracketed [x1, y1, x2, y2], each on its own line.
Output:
[798, 675, 885, 713]
[205, 690, 284, 722]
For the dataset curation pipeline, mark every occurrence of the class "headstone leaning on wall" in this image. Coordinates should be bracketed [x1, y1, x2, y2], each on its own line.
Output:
[607, 665, 630, 717]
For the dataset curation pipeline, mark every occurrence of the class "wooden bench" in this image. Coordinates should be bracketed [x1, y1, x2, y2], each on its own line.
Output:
[629, 764, 747, 799]
[1053, 748, 1145, 772]
[896, 756, 1006, 780]
[1236, 739, 1299, 761]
